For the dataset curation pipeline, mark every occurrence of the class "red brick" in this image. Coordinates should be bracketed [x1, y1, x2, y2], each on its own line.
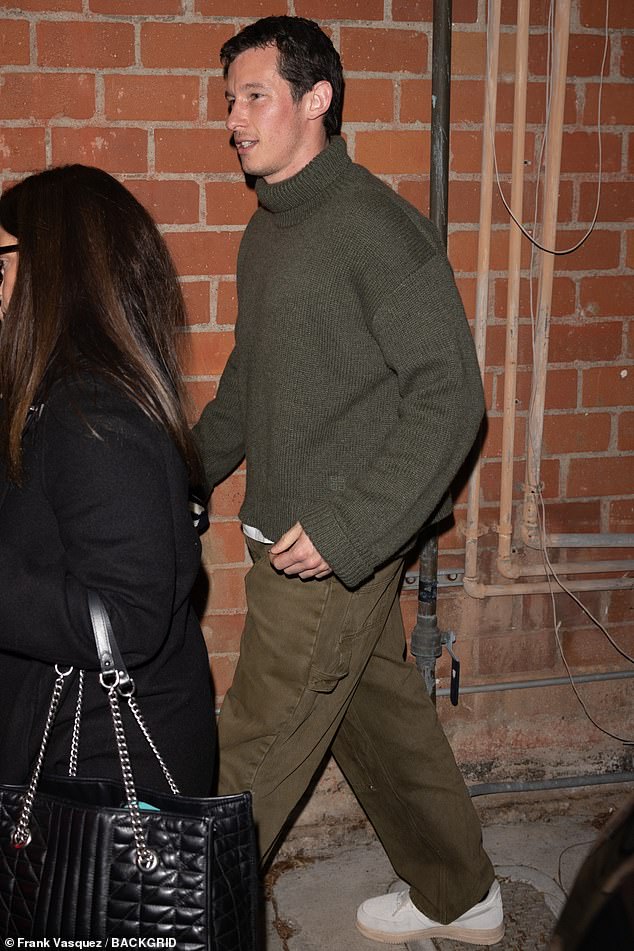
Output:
[206, 181, 258, 226]
[0, 127, 45, 172]
[185, 379, 217, 421]
[546, 229, 621, 271]
[480, 458, 560, 501]
[393, 0, 478, 22]
[51, 127, 147, 173]
[567, 456, 632, 497]
[91, 0, 181, 12]
[10, 0, 80, 8]
[295, 0, 383, 18]
[628, 232, 634, 270]
[343, 78, 394, 124]
[197, 0, 281, 15]
[212, 471, 246, 517]
[579, 182, 634, 223]
[621, 37, 634, 78]
[104, 75, 200, 122]
[451, 32, 483, 76]
[584, 82, 634, 127]
[155, 129, 236, 173]
[166, 230, 241, 277]
[541, 499, 602, 533]
[37, 21, 134, 68]
[549, 322, 623, 364]
[482, 413, 526, 459]
[583, 366, 634, 408]
[181, 328, 235, 377]
[494, 277, 576, 320]
[618, 412, 634, 451]
[525, 81, 578, 125]
[395, 179, 427, 214]
[580, 0, 634, 28]
[340, 28, 427, 74]
[455, 277, 476, 320]
[485, 323, 534, 369]
[449, 33, 516, 78]
[180, 280, 211, 326]
[202, 519, 246, 567]
[606, 588, 634, 624]
[580, 276, 634, 318]
[201, 612, 246, 654]
[609, 500, 634, 532]
[542, 412, 612, 454]
[498, 368, 579, 413]
[560, 626, 634, 669]
[529, 33, 611, 79]
[448, 227, 532, 275]
[217, 280, 238, 326]
[0, 73, 95, 120]
[355, 130, 430, 175]
[450, 130, 519, 174]
[141, 22, 234, 69]
[124, 179, 199, 226]
[0, 20, 30, 66]
[500, 0, 551, 27]
[478, 630, 557, 676]
[560, 131, 621, 173]
[208, 76, 228, 122]
[399, 79, 432, 124]
[545, 369, 579, 410]
[208, 652, 238, 703]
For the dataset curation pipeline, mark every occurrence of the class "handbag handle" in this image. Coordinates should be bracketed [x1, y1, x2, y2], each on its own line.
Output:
[12, 592, 181, 872]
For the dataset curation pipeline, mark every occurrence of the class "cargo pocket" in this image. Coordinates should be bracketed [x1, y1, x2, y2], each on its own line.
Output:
[307, 576, 353, 694]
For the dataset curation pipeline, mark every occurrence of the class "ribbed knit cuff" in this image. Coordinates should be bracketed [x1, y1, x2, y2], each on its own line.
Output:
[300, 502, 375, 590]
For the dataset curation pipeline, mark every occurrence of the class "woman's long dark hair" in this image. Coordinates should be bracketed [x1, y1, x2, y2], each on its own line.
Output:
[0, 165, 200, 484]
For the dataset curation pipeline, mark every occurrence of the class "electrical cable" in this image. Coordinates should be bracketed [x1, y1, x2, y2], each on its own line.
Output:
[520, 0, 632, 745]
[491, 0, 610, 256]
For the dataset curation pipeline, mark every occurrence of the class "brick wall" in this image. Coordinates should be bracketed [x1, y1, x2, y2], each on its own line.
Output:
[1, 0, 632, 796]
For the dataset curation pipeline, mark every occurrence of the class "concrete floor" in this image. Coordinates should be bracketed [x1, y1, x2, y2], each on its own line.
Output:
[261, 782, 634, 951]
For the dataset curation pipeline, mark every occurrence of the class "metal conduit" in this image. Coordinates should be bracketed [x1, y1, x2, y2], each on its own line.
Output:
[469, 771, 634, 798]
[435, 668, 634, 698]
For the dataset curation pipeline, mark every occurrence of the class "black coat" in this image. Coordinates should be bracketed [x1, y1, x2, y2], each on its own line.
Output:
[0, 376, 216, 796]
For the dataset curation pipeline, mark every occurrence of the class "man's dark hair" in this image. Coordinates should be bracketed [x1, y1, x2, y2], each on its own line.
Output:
[220, 16, 344, 137]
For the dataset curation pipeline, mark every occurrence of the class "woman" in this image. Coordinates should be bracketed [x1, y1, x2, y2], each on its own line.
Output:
[0, 165, 215, 795]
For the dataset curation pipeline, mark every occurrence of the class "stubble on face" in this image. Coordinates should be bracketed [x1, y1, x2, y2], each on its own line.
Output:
[225, 45, 325, 184]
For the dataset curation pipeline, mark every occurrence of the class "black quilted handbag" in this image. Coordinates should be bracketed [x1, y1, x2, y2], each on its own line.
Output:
[0, 594, 258, 948]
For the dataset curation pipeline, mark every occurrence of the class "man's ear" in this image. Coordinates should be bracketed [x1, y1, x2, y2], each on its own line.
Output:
[306, 80, 333, 122]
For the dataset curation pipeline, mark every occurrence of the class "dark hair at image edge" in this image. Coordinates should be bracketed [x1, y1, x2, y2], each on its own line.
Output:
[220, 16, 344, 138]
[0, 165, 200, 484]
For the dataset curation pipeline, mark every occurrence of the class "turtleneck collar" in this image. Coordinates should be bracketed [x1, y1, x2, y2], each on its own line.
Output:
[255, 136, 351, 220]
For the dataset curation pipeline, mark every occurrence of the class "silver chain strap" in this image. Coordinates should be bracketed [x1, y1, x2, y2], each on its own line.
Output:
[127, 696, 180, 796]
[11, 665, 74, 848]
[105, 684, 159, 872]
[68, 670, 84, 777]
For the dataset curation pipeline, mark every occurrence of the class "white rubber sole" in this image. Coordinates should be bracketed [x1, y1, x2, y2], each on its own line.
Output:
[356, 919, 505, 945]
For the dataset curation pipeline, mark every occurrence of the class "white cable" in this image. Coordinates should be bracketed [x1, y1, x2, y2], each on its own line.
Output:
[492, 0, 609, 256]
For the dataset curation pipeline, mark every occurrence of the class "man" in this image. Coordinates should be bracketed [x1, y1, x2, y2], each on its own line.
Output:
[194, 15, 504, 945]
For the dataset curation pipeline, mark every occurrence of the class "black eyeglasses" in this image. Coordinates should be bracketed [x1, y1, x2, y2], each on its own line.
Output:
[0, 243, 18, 286]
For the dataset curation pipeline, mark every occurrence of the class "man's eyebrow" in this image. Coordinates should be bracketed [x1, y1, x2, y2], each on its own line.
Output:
[225, 82, 270, 98]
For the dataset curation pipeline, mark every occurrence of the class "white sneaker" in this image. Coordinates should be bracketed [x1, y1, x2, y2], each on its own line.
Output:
[356, 879, 505, 945]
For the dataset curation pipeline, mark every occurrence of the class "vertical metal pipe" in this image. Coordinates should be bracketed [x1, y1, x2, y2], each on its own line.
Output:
[497, 0, 531, 575]
[522, 0, 572, 543]
[410, 0, 452, 699]
[464, 0, 502, 584]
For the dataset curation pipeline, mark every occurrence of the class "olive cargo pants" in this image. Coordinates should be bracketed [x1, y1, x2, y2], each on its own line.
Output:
[217, 539, 494, 924]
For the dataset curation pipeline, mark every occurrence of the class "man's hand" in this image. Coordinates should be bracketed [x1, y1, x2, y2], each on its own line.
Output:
[269, 522, 332, 580]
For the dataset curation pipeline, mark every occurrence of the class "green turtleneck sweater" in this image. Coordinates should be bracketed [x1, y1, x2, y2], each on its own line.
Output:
[194, 136, 484, 588]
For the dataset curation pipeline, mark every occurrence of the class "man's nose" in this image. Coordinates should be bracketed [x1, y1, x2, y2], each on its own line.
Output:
[226, 103, 245, 132]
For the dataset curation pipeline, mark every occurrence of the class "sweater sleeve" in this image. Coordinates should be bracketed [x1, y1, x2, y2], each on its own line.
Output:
[0, 387, 182, 669]
[192, 344, 245, 495]
[300, 255, 484, 588]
